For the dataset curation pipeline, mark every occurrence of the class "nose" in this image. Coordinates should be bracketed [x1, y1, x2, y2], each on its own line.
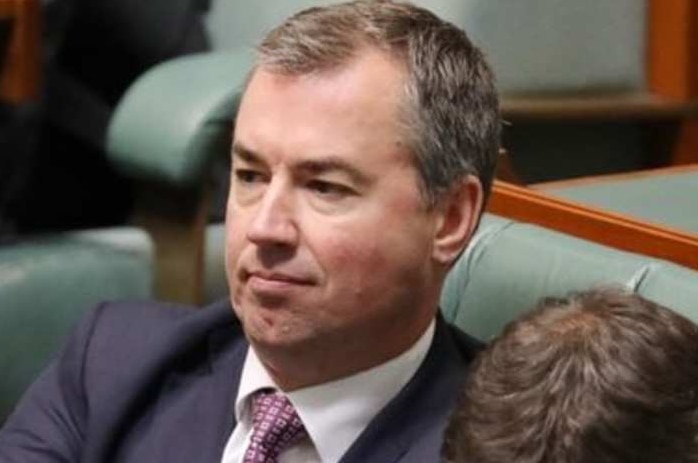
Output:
[246, 180, 299, 247]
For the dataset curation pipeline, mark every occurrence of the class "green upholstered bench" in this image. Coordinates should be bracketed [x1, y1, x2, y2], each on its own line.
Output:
[538, 165, 698, 236]
[440, 214, 698, 341]
[0, 228, 153, 422]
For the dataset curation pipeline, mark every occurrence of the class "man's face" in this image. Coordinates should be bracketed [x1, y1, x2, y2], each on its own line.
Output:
[226, 50, 446, 373]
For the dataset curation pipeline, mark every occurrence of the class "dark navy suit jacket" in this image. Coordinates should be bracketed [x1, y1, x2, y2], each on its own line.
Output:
[0, 299, 482, 462]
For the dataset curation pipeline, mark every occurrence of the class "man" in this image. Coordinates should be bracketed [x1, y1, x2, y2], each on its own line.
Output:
[0, 1, 499, 461]
[443, 288, 698, 463]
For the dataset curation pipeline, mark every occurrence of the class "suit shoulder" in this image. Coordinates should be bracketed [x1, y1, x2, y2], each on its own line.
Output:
[446, 322, 485, 363]
[87, 298, 235, 337]
[77, 299, 242, 414]
[80, 299, 240, 374]
[90, 298, 219, 324]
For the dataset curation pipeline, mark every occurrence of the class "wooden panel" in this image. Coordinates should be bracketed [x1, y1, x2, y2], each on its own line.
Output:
[502, 93, 698, 121]
[0, 0, 40, 103]
[501, 3, 698, 121]
[133, 184, 210, 305]
[499, 2, 698, 164]
[488, 181, 698, 271]
[648, 0, 698, 164]
[672, 119, 698, 164]
[648, 0, 698, 100]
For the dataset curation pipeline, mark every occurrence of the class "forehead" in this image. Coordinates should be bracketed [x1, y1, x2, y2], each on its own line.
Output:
[238, 48, 405, 134]
[234, 49, 409, 159]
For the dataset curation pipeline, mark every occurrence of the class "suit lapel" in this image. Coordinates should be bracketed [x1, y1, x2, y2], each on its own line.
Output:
[196, 321, 248, 461]
[339, 316, 475, 463]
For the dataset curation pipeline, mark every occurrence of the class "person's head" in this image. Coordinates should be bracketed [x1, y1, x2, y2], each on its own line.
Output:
[226, 0, 500, 390]
[443, 288, 698, 463]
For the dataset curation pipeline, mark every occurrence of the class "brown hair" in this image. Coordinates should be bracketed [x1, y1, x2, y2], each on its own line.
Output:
[443, 288, 698, 463]
[255, 0, 500, 207]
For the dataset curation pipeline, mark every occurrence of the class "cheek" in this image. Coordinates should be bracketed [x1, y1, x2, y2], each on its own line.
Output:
[318, 231, 400, 294]
[326, 233, 375, 264]
[225, 205, 249, 258]
[224, 218, 247, 287]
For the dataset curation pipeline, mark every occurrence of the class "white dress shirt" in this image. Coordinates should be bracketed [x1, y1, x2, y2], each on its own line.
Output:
[220, 319, 436, 463]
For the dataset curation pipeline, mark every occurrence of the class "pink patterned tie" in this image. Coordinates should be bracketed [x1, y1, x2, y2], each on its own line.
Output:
[243, 389, 308, 463]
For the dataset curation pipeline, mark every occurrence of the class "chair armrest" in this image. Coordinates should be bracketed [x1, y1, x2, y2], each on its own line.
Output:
[107, 50, 254, 187]
[487, 180, 698, 271]
[0, 227, 153, 421]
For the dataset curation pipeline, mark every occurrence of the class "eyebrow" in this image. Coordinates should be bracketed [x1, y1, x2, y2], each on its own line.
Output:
[231, 142, 263, 165]
[295, 158, 372, 187]
[232, 142, 372, 187]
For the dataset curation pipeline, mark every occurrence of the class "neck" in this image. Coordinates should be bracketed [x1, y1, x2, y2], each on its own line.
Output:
[253, 311, 436, 391]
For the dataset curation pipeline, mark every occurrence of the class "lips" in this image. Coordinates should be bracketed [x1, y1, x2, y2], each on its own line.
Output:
[243, 269, 315, 295]
[245, 269, 312, 283]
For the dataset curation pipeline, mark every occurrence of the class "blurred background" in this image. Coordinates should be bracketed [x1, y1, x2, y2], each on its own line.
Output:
[1, 0, 697, 424]
[2, 0, 696, 238]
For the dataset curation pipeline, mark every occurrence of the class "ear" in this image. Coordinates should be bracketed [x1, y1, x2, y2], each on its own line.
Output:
[432, 175, 484, 266]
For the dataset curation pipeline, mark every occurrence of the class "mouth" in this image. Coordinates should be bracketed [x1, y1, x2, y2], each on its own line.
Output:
[242, 269, 315, 294]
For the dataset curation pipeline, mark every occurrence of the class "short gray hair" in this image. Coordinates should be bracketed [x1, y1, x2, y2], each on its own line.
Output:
[256, 0, 501, 207]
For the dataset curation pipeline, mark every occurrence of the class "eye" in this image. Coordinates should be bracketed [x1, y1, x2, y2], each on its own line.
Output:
[306, 180, 355, 198]
[233, 168, 265, 184]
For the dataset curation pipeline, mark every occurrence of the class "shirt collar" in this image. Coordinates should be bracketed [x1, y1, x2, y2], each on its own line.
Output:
[235, 319, 436, 463]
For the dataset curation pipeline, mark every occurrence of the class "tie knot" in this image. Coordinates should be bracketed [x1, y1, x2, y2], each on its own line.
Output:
[244, 389, 307, 463]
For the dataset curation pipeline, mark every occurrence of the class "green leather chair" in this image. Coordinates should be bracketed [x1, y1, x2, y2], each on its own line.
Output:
[0, 227, 153, 422]
[441, 214, 698, 340]
[538, 166, 698, 239]
[107, 51, 251, 303]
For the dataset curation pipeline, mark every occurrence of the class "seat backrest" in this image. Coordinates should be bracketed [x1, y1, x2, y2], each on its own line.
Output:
[455, 0, 646, 93]
[0, 228, 154, 422]
[441, 214, 698, 341]
[205, 0, 646, 93]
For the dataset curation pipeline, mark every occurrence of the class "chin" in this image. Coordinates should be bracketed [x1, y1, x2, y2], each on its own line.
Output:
[248, 331, 315, 361]
[242, 309, 302, 344]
